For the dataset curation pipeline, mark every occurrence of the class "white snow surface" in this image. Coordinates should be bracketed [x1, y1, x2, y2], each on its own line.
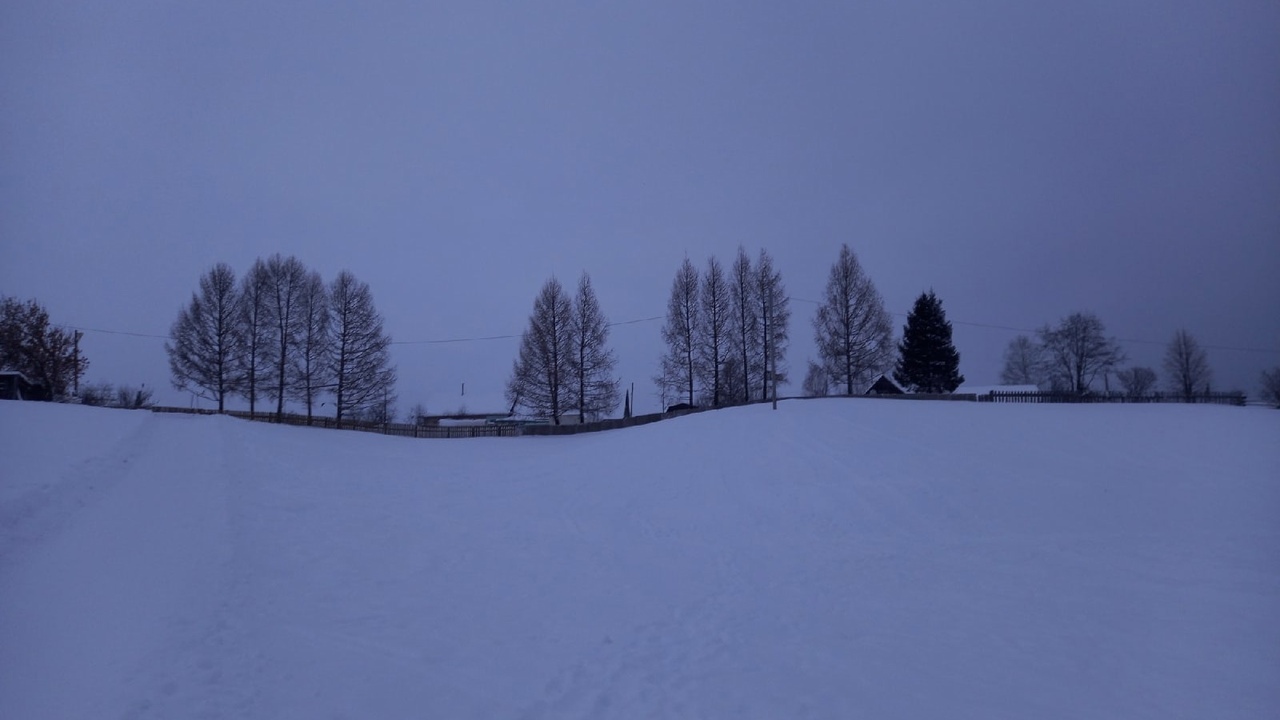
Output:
[2, 399, 1278, 719]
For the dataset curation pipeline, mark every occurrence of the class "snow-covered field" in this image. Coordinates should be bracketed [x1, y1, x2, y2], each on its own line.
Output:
[1, 399, 1277, 719]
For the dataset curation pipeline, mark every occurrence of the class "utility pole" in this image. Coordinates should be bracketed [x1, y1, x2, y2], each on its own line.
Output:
[73, 330, 82, 396]
[771, 349, 778, 410]
[766, 294, 778, 410]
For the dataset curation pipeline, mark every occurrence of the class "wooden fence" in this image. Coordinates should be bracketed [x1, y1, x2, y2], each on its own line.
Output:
[978, 391, 1247, 406]
[150, 388, 1248, 440]
[520, 409, 697, 436]
[150, 406, 522, 438]
[150, 401, 734, 439]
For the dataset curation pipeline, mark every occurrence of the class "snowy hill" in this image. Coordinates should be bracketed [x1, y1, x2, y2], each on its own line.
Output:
[2, 399, 1278, 719]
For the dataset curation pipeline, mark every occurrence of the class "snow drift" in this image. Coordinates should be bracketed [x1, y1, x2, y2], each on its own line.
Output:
[1, 399, 1278, 719]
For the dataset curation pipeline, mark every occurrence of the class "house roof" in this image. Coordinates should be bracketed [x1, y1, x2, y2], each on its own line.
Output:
[866, 375, 904, 394]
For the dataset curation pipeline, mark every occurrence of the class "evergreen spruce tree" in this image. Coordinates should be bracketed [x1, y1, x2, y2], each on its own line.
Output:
[894, 290, 964, 393]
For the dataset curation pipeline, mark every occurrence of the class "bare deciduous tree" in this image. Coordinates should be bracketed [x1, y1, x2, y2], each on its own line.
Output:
[657, 258, 700, 407]
[260, 254, 310, 420]
[1000, 335, 1043, 387]
[696, 256, 731, 406]
[569, 272, 619, 421]
[79, 382, 114, 407]
[166, 263, 243, 412]
[1260, 367, 1280, 408]
[727, 246, 761, 402]
[407, 402, 429, 424]
[720, 355, 748, 404]
[115, 384, 155, 409]
[351, 392, 396, 426]
[812, 244, 894, 395]
[1, 295, 87, 398]
[1038, 312, 1125, 395]
[802, 360, 830, 397]
[328, 270, 396, 428]
[755, 249, 790, 400]
[1163, 329, 1212, 401]
[237, 259, 274, 415]
[1116, 366, 1157, 397]
[507, 277, 576, 422]
[289, 270, 331, 424]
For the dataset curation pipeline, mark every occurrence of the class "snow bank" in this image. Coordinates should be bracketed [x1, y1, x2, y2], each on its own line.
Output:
[1, 399, 1277, 718]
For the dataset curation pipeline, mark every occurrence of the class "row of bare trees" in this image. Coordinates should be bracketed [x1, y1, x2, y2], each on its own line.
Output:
[653, 243, 915, 407]
[655, 247, 792, 408]
[648, 242, 929, 407]
[505, 273, 620, 423]
[166, 256, 396, 425]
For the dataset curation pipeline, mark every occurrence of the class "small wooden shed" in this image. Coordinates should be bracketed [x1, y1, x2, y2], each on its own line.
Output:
[865, 375, 905, 395]
[0, 371, 49, 401]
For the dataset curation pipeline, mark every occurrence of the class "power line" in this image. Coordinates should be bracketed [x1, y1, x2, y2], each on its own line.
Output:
[56, 324, 170, 340]
[53, 313, 665, 347]
[391, 315, 664, 346]
[392, 333, 517, 346]
[608, 315, 664, 327]
[787, 297, 1277, 355]
[55, 310, 1278, 356]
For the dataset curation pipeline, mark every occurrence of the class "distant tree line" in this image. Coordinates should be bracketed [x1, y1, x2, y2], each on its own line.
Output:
[999, 316, 1237, 400]
[79, 381, 154, 409]
[166, 256, 396, 426]
[165, 248, 1278, 431]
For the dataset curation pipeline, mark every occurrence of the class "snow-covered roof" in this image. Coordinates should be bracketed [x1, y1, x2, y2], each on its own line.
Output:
[435, 418, 492, 427]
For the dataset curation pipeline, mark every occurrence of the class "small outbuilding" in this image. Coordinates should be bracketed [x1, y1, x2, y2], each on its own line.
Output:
[0, 371, 49, 401]
[865, 375, 905, 396]
[417, 412, 507, 427]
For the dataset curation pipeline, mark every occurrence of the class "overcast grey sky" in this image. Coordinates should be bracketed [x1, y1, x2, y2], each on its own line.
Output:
[3, 0, 1278, 413]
